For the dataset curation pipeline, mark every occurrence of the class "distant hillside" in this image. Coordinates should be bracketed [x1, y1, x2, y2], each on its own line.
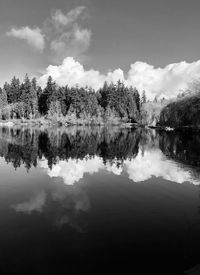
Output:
[159, 93, 200, 128]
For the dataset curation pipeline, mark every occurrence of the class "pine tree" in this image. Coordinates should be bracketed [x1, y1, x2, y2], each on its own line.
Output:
[3, 82, 10, 97]
[1, 88, 8, 107]
[31, 77, 37, 91]
[30, 86, 39, 119]
[141, 91, 147, 104]
[0, 89, 9, 119]
[19, 75, 33, 118]
[39, 76, 56, 115]
[132, 87, 140, 111]
[7, 77, 20, 104]
[37, 87, 43, 98]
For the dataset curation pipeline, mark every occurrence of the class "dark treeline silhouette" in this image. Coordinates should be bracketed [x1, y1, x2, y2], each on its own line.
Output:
[159, 129, 200, 167]
[0, 126, 141, 170]
[0, 75, 141, 124]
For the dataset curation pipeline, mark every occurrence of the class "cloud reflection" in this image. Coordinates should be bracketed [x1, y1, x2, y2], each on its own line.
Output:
[12, 147, 199, 230]
[39, 149, 199, 185]
[40, 156, 103, 185]
[14, 190, 46, 213]
[125, 149, 199, 184]
[13, 183, 90, 230]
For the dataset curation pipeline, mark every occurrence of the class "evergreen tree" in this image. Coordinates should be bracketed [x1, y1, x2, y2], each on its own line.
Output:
[30, 86, 39, 119]
[31, 77, 37, 91]
[0, 89, 9, 119]
[0, 74, 144, 124]
[3, 82, 10, 96]
[0, 88, 8, 107]
[37, 87, 42, 98]
[141, 91, 147, 104]
[19, 75, 33, 118]
[7, 77, 21, 104]
[39, 76, 56, 115]
[132, 87, 140, 111]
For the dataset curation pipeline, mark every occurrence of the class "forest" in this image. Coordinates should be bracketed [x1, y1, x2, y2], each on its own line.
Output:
[0, 74, 168, 126]
[0, 75, 143, 125]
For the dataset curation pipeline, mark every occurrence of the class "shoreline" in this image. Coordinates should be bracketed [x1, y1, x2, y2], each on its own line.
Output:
[0, 119, 141, 128]
[1, 119, 200, 132]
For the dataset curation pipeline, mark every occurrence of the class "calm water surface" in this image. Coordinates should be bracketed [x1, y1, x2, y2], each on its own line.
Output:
[0, 126, 199, 274]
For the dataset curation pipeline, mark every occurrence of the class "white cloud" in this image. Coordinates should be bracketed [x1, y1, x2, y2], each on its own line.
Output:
[52, 6, 86, 28]
[38, 57, 124, 89]
[7, 26, 45, 51]
[38, 58, 200, 99]
[39, 57, 104, 89]
[48, 6, 91, 63]
[50, 24, 91, 62]
[126, 61, 200, 99]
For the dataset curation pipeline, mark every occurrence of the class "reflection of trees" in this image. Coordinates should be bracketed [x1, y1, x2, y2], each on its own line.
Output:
[2, 126, 200, 174]
[99, 128, 140, 166]
[159, 130, 200, 167]
[0, 126, 141, 171]
[0, 127, 39, 170]
[139, 128, 159, 156]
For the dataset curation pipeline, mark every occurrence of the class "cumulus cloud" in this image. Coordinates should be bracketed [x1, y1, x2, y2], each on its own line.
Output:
[126, 61, 200, 99]
[51, 6, 86, 28]
[7, 26, 45, 51]
[38, 57, 200, 98]
[38, 57, 124, 90]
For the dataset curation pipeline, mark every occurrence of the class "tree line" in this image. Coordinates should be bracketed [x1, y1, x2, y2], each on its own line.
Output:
[0, 127, 141, 170]
[0, 75, 145, 124]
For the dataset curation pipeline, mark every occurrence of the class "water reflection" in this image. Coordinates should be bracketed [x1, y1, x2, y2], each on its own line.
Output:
[159, 130, 200, 166]
[125, 149, 199, 184]
[40, 157, 103, 185]
[0, 126, 200, 274]
[14, 190, 46, 213]
[0, 126, 198, 185]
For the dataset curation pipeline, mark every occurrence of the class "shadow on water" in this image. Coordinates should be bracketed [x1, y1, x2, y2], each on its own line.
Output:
[0, 126, 199, 274]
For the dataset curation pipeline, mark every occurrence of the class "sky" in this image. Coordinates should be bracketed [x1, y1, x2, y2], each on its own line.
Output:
[1, 0, 200, 98]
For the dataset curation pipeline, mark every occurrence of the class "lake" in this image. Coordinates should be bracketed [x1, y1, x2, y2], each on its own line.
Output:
[0, 126, 199, 274]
